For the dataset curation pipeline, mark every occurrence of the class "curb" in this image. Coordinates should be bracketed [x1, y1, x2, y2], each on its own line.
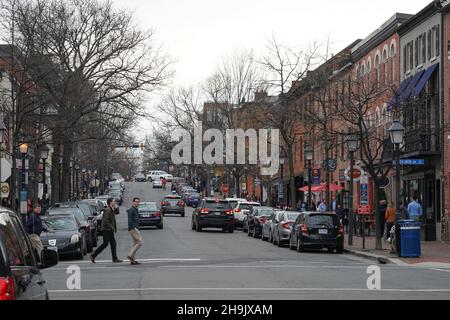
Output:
[344, 248, 397, 264]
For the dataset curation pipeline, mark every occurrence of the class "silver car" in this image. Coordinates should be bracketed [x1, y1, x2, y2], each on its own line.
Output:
[232, 201, 260, 230]
[261, 210, 285, 243]
[271, 211, 302, 247]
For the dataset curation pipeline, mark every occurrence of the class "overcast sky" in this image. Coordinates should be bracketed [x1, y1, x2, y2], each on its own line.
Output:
[111, 0, 431, 140]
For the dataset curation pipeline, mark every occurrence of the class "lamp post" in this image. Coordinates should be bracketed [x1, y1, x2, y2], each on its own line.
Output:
[0, 123, 5, 187]
[346, 131, 360, 246]
[82, 168, 86, 198]
[388, 119, 405, 223]
[40, 146, 49, 213]
[279, 151, 285, 206]
[19, 143, 28, 217]
[75, 164, 80, 199]
[304, 144, 313, 211]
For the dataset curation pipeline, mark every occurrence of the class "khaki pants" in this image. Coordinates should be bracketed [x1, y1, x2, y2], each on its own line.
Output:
[128, 228, 143, 259]
[29, 234, 44, 262]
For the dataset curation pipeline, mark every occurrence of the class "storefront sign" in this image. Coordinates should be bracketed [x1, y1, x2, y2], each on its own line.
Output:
[399, 159, 425, 165]
[1, 183, 9, 198]
[358, 205, 371, 215]
[360, 174, 368, 206]
[339, 169, 346, 182]
[344, 165, 364, 182]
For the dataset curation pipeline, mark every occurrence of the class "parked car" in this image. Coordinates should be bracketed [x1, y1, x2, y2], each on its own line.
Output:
[108, 189, 123, 205]
[191, 198, 234, 233]
[261, 210, 285, 243]
[41, 215, 87, 259]
[82, 199, 105, 235]
[0, 208, 58, 300]
[184, 191, 201, 207]
[272, 211, 302, 247]
[289, 212, 344, 253]
[153, 180, 163, 188]
[160, 195, 185, 216]
[225, 198, 247, 211]
[109, 181, 124, 192]
[47, 206, 94, 253]
[138, 202, 163, 229]
[52, 202, 98, 248]
[246, 207, 276, 238]
[233, 201, 261, 230]
[135, 173, 146, 182]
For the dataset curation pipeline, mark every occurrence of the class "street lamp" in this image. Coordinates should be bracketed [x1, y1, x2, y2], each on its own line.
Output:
[0, 123, 6, 186]
[388, 119, 405, 223]
[346, 131, 360, 246]
[40, 146, 49, 212]
[304, 144, 313, 211]
[75, 164, 80, 199]
[82, 168, 86, 198]
[19, 143, 28, 217]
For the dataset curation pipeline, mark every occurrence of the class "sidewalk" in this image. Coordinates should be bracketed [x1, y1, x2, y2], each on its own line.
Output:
[344, 234, 450, 267]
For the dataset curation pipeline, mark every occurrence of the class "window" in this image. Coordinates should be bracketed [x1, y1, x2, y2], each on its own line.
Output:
[0, 215, 25, 267]
[409, 41, 414, 70]
[435, 25, 440, 57]
[403, 45, 407, 73]
[415, 38, 419, 68]
[390, 43, 396, 81]
[375, 55, 380, 83]
[422, 33, 426, 64]
[427, 30, 432, 60]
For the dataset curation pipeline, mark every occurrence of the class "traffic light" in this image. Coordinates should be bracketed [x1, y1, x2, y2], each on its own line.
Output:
[140, 143, 145, 151]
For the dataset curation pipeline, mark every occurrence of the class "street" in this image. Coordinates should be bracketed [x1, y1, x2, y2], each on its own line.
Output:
[41, 182, 450, 300]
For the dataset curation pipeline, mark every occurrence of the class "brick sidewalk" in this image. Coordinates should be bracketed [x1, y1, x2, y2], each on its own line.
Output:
[344, 234, 450, 265]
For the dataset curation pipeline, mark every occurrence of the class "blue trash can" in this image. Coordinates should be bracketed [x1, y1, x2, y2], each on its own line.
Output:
[398, 220, 421, 257]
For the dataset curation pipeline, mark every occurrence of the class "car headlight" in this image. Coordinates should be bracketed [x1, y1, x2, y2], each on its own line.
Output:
[70, 234, 80, 243]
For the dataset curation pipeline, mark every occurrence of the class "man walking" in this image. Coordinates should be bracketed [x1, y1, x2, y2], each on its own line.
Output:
[90, 198, 122, 263]
[25, 204, 48, 261]
[407, 195, 423, 222]
[127, 197, 143, 265]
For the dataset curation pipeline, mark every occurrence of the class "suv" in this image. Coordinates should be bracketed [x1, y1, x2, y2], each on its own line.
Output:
[232, 201, 261, 230]
[289, 212, 344, 253]
[147, 170, 173, 182]
[0, 208, 58, 300]
[191, 198, 235, 233]
[160, 195, 185, 217]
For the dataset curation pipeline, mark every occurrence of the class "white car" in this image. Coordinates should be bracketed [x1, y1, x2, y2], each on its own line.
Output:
[232, 201, 261, 229]
[153, 180, 163, 188]
[147, 170, 173, 182]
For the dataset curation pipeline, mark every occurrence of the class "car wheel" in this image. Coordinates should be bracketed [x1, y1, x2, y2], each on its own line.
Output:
[261, 231, 267, 241]
[336, 246, 344, 254]
[269, 231, 273, 243]
[297, 239, 305, 252]
[196, 222, 202, 232]
[247, 226, 253, 237]
[181, 212, 185, 217]
[253, 227, 259, 238]
[272, 233, 278, 245]
[327, 247, 334, 253]
[92, 231, 98, 247]
[277, 234, 284, 247]
[289, 238, 295, 250]
[191, 219, 196, 230]
[228, 226, 234, 233]
[157, 224, 163, 229]
[222, 227, 228, 233]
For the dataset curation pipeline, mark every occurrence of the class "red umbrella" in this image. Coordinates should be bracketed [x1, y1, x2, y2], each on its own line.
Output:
[298, 185, 322, 192]
[316, 183, 344, 192]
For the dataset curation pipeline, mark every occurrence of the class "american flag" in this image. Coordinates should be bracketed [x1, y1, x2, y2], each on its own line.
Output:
[1, 117, 9, 146]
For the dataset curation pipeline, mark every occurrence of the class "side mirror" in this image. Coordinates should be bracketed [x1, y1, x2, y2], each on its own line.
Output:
[39, 249, 58, 269]
[88, 216, 94, 221]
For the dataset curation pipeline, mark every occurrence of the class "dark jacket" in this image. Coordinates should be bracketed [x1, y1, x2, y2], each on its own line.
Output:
[25, 213, 46, 236]
[102, 206, 117, 233]
[335, 207, 344, 220]
[127, 206, 139, 231]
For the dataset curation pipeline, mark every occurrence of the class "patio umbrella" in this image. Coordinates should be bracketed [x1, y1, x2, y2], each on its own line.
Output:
[298, 185, 322, 192]
[316, 183, 344, 192]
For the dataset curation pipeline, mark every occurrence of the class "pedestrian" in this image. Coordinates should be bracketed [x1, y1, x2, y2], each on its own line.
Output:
[379, 200, 387, 239]
[318, 200, 326, 212]
[407, 195, 423, 222]
[24, 204, 48, 261]
[296, 199, 302, 211]
[385, 201, 396, 240]
[162, 177, 167, 190]
[90, 198, 123, 263]
[127, 197, 143, 265]
[335, 203, 344, 223]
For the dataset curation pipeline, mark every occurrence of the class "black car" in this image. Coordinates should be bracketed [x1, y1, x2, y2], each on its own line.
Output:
[82, 199, 104, 235]
[41, 215, 87, 259]
[0, 208, 58, 300]
[247, 207, 275, 238]
[191, 198, 235, 233]
[48, 207, 94, 253]
[52, 202, 98, 249]
[160, 195, 185, 217]
[289, 212, 344, 253]
[138, 202, 163, 229]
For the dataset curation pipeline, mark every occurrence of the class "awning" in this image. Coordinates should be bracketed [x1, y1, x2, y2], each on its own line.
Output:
[401, 70, 425, 102]
[387, 76, 413, 111]
[414, 63, 438, 97]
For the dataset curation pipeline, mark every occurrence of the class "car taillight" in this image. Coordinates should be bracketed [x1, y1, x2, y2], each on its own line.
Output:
[234, 208, 241, 213]
[339, 225, 344, 234]
[178, 201, 185, 207]
[154, 212, 161, 217]
[301, 224, 308, 234]
[258, 217, 267, 224]
[282, 222, 293, 229]
[161, 201, 169, 206]
[225, 209, 233, 215]
[200, 209, 209, 214]
[0, 277, 15, 300]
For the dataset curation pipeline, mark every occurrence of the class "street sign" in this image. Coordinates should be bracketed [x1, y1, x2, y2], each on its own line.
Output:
[322, 159, 337, 172]
[278, 182, 284, 199]
[399, 159, 425, 165]
[20, 191, 28, 214]
[344, 165, 364, 182]
[241, 182, 247, 191]
[254, 178, 261, 186]
[360, 174, 368, 206]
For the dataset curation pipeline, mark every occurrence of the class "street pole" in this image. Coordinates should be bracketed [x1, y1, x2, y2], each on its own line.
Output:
[395, 143, 401, 223]
[348, 150, 354, 246]
[42, 159, 46, 212]
[308, 159, 312, 211]
[280, 163, 284, 206]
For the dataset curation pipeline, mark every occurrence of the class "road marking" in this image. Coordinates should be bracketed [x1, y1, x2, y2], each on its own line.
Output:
[57, 258, 201, 264]
[48, 287, 450, 293]
[430, 268, 450, 273]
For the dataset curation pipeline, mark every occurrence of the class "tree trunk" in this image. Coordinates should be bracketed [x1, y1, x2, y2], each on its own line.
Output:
[287, 145, 296, 208]
[51, 143, 61, 204]
[373, 180, 382, 250]
[60, 143, 73, 202]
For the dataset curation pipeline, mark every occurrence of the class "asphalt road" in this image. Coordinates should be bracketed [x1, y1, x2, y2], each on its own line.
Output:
[42, 182, 450, 300]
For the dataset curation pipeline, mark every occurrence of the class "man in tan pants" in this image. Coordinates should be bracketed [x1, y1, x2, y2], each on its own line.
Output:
[127, 197, 143, 265]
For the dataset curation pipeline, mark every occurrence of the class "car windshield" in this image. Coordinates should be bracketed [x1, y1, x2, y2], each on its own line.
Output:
[139, 203, 158, 211]
[204, 201, 231, 210]
[307, 214, 338, 227]
[285, 212, 301, 221]
[49, 208, 86, 222]
[43, 217, 78, 231]
[239, 204, 253, 210]
[188, 193, 200, 197]
[255, 209, 274, 217]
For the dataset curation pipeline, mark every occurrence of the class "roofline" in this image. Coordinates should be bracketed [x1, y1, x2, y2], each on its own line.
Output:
[398, 1, 441, 35]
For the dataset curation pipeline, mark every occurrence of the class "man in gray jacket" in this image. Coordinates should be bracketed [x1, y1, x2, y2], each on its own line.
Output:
[127, 197, 143, 265]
